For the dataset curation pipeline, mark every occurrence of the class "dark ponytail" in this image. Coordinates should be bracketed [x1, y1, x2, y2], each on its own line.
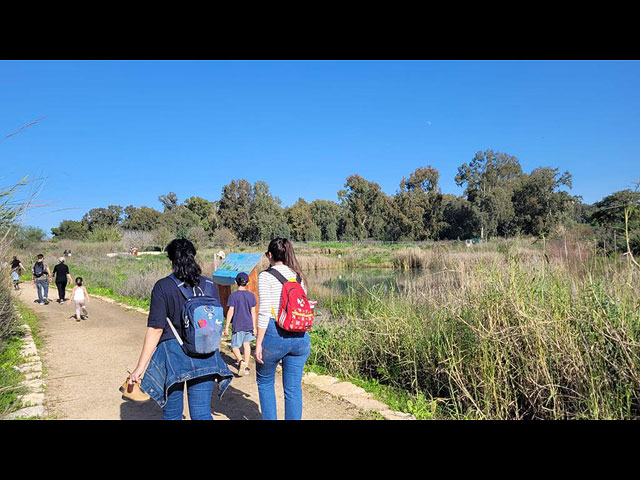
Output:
[267, 237, 306, 286]
[166, 238, 201, 288]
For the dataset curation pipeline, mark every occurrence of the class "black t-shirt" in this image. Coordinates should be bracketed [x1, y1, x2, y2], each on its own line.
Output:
[53, 263, 70, 282]
[148, 275, 220, 344]
[10, 259, 21, 269]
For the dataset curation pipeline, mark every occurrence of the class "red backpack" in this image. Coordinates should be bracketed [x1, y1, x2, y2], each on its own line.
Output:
[266, 267, 314, 332]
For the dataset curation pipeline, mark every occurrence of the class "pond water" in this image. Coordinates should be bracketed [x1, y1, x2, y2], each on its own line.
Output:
[305, 268, 422, 297]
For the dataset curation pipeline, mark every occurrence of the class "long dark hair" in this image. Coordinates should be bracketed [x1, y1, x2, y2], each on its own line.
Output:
[166, 238, 201, 288]
[267, 238, 305, 286]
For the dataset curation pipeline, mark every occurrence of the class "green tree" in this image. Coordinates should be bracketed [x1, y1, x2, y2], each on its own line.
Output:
[122, 205, 163, 231]
[392, 166, 444, 240]
[455, 150, 523, 238]
[81, 205, 123, 231]
[186, 226, 209, 250]
[247, 181, 287, 243]
[184, 196, 218, 236]
[338, 174, 392, 240]
[154, 227, 174, 252]
[13, 225, 46, 249]
[511, 167, 573, 237]
[161, 206, 201, 239]
[310, 199, 341, 241]
[218, 179, 253, 241]
[439, 195, 482, 240]
[590, 188, 640, 255]
[286, 198, 322, 242]
[51, 220, 89, 240]
[158, 192, 179, 212]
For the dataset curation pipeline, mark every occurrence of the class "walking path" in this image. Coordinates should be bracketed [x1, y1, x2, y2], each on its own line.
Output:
[11, 283, 404, 420]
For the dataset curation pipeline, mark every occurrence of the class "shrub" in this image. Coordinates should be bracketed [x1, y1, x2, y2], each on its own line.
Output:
[88, 226, 122, 243]
[212, 227, 238, 250]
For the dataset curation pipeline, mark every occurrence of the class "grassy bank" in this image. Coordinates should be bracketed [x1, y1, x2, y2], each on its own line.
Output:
[0, 300, 43, 417]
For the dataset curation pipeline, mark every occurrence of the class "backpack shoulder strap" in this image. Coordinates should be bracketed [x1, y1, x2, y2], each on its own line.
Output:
[265, 267, 289, 285]
[168, 273, 200, 299]
[203, 277, 220, 301]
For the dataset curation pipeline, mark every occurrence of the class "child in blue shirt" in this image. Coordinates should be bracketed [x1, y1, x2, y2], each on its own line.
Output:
[223, 272, 257, 376]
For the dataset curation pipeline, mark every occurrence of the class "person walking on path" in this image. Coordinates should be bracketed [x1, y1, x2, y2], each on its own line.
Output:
[32, 254, 52, 305]
[10, 256, 24, 290]
[223, 272, 257, 376]
[71, 277, 89, 321]
[10, 256, 24, 272]
[255, 238, 310, 420]
[52, 257, 73, 303]
[127, 238, 233, 420]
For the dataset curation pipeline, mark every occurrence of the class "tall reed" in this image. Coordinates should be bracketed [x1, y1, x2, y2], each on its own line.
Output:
[311, 245, 640, 419]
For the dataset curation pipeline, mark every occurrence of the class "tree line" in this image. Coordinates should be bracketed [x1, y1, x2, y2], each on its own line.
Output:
[38, 150, 639, 253]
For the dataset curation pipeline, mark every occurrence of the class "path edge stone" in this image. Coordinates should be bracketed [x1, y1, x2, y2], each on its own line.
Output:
[2, 306, 47, 420]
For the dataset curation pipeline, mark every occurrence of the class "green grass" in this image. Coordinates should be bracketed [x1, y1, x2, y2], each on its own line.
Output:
[0, 302, 40, 417]
[305, 360, 436, 419]
[85, 287, 150, 310]
[15, 301, 43, 352]
[0, 333, 26, 416]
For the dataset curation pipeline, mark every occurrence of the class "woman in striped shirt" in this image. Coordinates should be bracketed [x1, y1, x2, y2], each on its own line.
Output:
[255, 238, 310, 420]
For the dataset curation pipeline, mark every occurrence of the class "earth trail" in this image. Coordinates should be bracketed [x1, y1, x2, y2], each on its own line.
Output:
[13, 283, 363, 420]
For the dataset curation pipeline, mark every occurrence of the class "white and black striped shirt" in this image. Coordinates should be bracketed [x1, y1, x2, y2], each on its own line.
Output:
[258, 264, 307, 329]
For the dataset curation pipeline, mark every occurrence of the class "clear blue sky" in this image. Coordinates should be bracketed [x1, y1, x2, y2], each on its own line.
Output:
[2, 60, 639, 234]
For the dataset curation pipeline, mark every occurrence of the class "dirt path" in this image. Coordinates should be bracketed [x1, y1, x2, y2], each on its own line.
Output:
[13, 283, 363, 420]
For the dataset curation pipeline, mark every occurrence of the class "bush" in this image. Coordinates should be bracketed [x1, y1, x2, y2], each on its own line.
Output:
[88, 226, 122, 243]
[122, 230, 157, 251]
[186, 226, 208, 250]
[212, 227, 238, 250]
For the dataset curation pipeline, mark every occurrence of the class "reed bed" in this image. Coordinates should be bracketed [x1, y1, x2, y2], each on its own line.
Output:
[311, 247, 640, 419]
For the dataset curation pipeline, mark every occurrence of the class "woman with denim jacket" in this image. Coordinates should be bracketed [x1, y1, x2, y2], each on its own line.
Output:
[127, 238, 233, 420]
[255, 238, 310, 420]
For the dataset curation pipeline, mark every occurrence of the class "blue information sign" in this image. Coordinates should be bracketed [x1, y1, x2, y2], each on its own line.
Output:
[212, 253, 264, 286]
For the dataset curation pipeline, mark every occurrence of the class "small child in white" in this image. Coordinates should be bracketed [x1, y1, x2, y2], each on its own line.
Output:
[71, 277, 89, 321]
[11, 270, 20, 290]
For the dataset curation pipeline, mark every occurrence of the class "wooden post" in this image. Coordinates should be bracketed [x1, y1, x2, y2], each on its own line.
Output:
[248, 267, 259, 314]
[217, 284, 231, 316]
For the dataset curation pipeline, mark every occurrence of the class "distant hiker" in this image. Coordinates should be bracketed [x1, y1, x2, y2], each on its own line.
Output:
[10, 256, 24, 290]
[128, 238, 233, 420]
[223, 272, 257, 376]
[53, 257, 73, 303]
[71, 277, 89, 321]
[255, 237, 310, 420]
[10, 256, 24, 273]
[32, 254, 52, 305]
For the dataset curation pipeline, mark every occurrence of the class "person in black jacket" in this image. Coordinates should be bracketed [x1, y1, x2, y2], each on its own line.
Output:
[52, 257, 73, 303]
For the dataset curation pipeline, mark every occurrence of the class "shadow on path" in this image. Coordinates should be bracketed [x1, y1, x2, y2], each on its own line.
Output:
[119, 351, 262, 420]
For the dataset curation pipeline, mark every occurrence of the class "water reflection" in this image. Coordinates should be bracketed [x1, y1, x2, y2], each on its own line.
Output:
[306, 268, 422, 297]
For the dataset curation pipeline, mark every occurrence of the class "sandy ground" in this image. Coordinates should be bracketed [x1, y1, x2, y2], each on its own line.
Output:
[13, 283, 362, 420]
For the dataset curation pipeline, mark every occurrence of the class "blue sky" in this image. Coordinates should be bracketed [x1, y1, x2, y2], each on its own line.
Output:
[2, 60, 639, 234]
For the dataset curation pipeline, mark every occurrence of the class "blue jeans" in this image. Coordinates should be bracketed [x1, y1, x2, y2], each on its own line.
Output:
[35, 279, 49, 302]
[256, 319, 311, 420]
[162, 375, 215, 420]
